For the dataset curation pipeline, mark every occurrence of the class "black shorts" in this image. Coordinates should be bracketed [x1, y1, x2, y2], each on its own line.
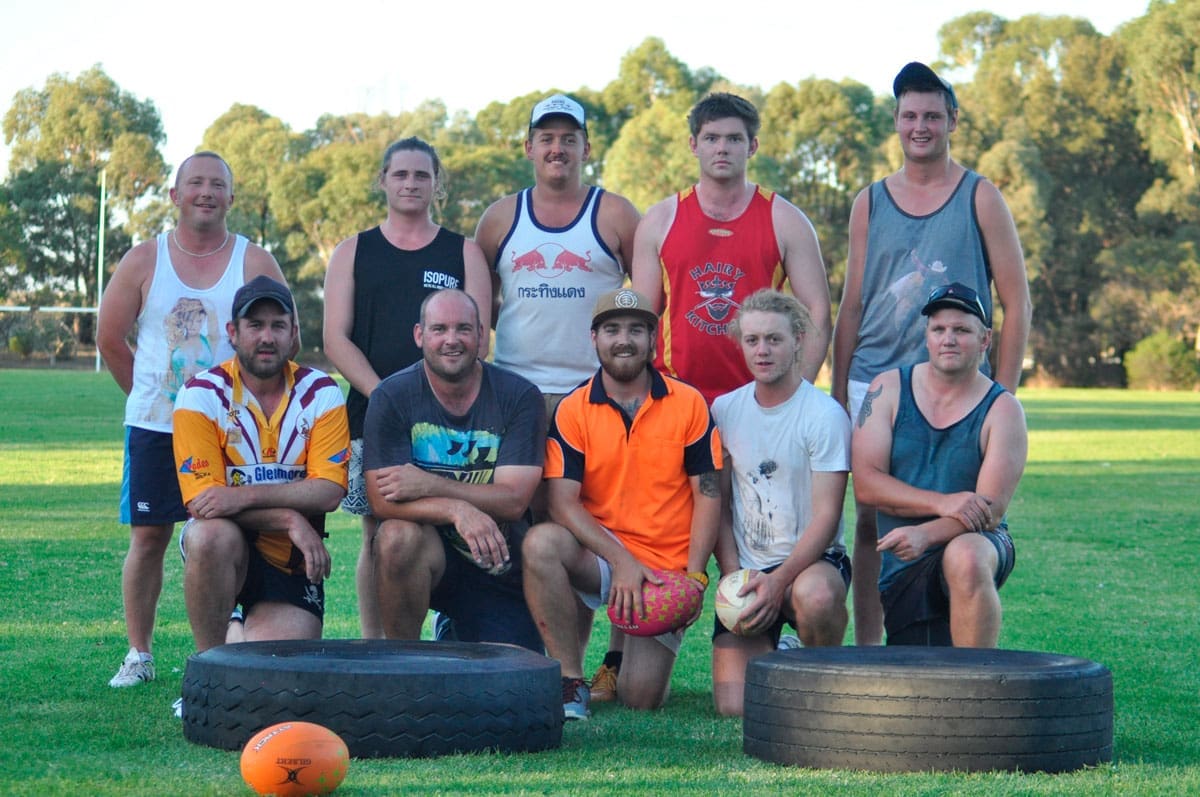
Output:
[429, 523, 543, 653]
[711, 550, 852, 646]
[122, 427, 187, 525]
[881, 528, 1015, 647]
[239, 541, 325, 622]
[180, 520, 325, 622]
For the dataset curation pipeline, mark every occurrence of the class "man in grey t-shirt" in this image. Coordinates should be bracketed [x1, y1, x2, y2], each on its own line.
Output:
[363, 289, 545, 651]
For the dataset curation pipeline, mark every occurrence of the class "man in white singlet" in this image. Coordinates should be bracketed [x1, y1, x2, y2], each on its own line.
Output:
[475, 95, 641, 700]
[97, 151, 291, 688]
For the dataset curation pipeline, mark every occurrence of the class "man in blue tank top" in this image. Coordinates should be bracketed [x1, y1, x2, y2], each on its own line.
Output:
[832, 62, 1032, 644]
[850, 283, 1027, 647]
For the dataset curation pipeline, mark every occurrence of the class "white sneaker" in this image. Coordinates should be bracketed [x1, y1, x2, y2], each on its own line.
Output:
[172, 697, 183, 719]
[109, 647, 155, 687]
[777, 634, 802, 651]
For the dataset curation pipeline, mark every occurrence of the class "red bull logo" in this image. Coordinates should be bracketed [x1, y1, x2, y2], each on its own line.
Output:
[553, 248, 592, 272]
[512, 248, 546, 272]
[510, 243, 591, 278]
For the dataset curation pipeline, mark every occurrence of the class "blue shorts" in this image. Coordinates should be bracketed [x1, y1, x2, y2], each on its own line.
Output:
[121, 427, 187, 526]
[712, 550, 852, 645]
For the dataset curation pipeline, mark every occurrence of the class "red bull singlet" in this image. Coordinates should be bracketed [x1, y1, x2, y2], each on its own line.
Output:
[492, 187, 625, 394]
[656, 185, 784, 405]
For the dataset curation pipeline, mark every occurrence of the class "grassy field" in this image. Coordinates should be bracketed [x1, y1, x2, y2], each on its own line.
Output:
[0, 370, 1197, 795]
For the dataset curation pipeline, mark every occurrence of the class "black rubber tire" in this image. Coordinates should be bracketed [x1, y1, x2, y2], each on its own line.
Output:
[181, 639, 563, 758]
[743, 646, 1112, 773]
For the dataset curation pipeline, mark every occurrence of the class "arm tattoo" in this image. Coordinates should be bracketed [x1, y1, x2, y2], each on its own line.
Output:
[856, 386, 882, 428]
[699, 470, 720, 498]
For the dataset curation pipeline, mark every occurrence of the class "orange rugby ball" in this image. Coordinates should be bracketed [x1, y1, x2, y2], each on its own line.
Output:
[240, 721, 349, 796]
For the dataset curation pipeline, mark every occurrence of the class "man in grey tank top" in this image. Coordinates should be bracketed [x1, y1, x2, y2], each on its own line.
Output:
[831, 62, 1032, 644]
[850, 283, 1027, 646]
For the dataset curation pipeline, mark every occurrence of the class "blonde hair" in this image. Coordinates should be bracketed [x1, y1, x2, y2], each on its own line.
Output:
[729, 289, 811, 340]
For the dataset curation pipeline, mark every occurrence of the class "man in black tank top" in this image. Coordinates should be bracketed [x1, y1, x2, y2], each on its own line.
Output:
[323, 138, 492, 638]
[850, 283, 1027, 647]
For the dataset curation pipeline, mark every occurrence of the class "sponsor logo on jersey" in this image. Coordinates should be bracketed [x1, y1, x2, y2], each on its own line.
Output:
[179, 456, 210, 474]
[226, 464, 306, 485]
[510, 243, 592, 280]
[684, 262, 746, 335]
[423, 271, 462, 290]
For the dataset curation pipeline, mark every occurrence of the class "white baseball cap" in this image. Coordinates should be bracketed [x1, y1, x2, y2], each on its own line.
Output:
[529, 94, 587, 133]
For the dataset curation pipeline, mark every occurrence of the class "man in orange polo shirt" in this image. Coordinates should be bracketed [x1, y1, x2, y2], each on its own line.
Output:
[522, 288, 722, 720]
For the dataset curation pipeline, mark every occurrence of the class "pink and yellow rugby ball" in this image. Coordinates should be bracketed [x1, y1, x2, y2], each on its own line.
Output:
[607, 569, 704, 636]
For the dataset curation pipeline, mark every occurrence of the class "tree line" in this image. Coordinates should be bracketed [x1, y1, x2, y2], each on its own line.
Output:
[3, 3, 1199, 387]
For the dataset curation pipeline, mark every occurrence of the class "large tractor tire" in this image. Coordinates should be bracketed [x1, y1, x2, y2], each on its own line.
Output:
[744, 646, 1112, 773]
[181, 639, 563, 758]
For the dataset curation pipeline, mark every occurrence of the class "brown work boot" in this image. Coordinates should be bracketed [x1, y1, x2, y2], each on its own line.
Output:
[589, 663, 618, 703]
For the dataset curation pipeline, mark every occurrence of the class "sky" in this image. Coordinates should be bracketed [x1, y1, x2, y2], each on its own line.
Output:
[1, 0, 1150, 178]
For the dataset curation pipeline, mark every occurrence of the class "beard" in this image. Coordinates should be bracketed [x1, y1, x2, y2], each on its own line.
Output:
[599, 346, 650, 383]
[236, 346, 284, 380]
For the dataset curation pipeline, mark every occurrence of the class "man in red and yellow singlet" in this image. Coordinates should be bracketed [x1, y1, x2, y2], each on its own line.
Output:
[632, 92, 832, 406]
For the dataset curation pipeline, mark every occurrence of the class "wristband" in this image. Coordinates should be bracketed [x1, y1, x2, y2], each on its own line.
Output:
[687, 571, 709, 589]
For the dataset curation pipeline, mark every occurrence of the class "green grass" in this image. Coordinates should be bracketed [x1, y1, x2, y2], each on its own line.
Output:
[1, 371, 1197, 795]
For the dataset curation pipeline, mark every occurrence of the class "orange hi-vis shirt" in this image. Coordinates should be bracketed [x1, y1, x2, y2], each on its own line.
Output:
[545, 367, 722, 571]
[172, 358, 350, 574]
[655, 185, 785, 405]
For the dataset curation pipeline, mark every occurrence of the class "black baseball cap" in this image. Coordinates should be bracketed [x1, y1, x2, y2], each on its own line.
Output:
[232, 275, 295, 318]
[921, 282, 989, 326]
[893, 62, 958, 111]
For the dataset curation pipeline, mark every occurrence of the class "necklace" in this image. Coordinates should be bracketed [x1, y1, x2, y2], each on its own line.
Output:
[172, 230, 230, 258]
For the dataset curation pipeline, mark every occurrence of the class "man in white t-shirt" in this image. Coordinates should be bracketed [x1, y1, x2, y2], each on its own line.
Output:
[710, 289, 851, 716]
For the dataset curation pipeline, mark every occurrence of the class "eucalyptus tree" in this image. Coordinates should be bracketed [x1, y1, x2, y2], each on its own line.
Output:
[1, 66, 165, 319]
